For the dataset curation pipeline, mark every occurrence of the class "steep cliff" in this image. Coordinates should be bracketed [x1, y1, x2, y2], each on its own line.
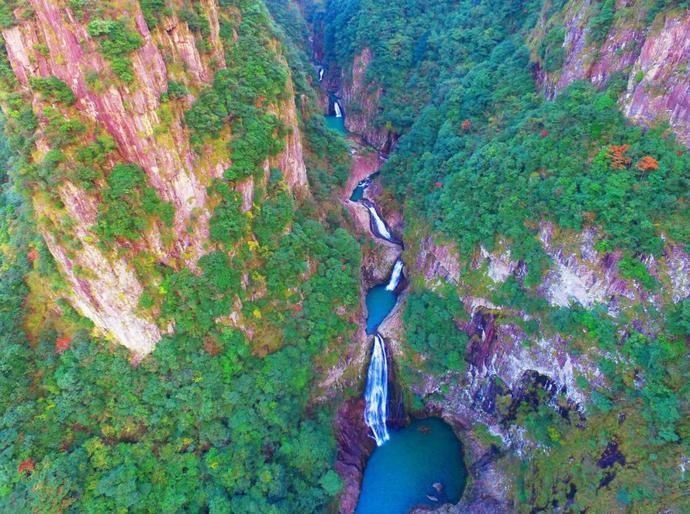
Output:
[1, 0, 309, 355]
[532, 0, 690, 146]
[335, 48, 392, 152]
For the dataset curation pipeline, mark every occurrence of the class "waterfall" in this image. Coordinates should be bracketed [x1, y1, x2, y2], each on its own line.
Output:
[386, 259, 404, 291]
[319, 68, 324, 82]
[364, 334, 390, 446]
[365, 203, 393, 241]
[334, 100, 343, 118]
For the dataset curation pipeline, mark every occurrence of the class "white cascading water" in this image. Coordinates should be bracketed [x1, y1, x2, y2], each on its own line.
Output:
[366, 203, 393, 241]
[319, 68, 324, 82]
[385, 259, 404, 291]
[334, 100, 343, 118]
[364, 334, 390, 446]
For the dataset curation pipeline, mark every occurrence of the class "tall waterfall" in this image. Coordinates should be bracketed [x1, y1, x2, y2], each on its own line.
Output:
[364, 334, 390, 446]
[334, 100, 343, 118]
[365, 203, 393, 241]
[319, 68, 325, 82]
[386, 259, 404, 291]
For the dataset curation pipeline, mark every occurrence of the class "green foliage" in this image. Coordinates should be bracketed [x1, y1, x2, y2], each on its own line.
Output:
[140, 0, 169, 28]
[179, 6, 211, 37]
[403, 289, 468, 374]
[0, 1, 22, 29]
[42, 108, 85, 147]
[29, 77, 76, 105]
[87, 18, 143, 82]
[618, 254, 658, 290]
[209, 180, 248, 245]
[185, 1, 289, 179]
[96, 163, 173, 241]
[539, 25, 566, 72]
[588, 0, 615, 43]
[646, 0, 690, 23]
[160, 81, 188, 102]
[388, 71, 688, 263]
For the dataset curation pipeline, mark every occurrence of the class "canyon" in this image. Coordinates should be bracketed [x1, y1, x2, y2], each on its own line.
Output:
[0, 0, 687, 512]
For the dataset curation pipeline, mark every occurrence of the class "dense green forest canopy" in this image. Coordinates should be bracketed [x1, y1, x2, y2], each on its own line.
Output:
[0, 0, 356, 511]
[320, 0, 689, 511]
[0, 0, 688, 512]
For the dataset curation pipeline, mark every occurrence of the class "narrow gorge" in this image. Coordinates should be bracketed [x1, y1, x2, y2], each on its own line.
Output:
[0, 1, 688, 513]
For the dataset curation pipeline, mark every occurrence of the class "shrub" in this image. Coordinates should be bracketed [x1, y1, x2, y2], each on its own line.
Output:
[96, 163, 173, 241]
[30, 76, 76, 105]
[618, 255, 657, 290]
[404, 289, 469, 374]
[209, 181, 248, 245]
[87, 19, 143, 82]
[588, 0, 615, 43]
[161, 81, 188, 102]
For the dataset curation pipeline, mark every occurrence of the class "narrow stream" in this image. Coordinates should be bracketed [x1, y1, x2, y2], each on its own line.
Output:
[325, 70, 466, 512]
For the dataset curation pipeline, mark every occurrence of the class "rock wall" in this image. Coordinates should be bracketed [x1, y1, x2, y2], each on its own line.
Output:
[334, 398, 376, 514]
[622, 12, 690, 147]
[1, 0, 309, 355]
[404, 221, 688, 451]
[337, 48, 394, 152]
[534, 1, 690, 147]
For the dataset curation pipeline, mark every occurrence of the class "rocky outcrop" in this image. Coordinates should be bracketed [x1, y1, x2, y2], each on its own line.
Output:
[338, 48, 394, 152]
[1, 0, 309, 354]
[536, 0, 646, 96]
[416, 236, 462, 285]
[537, 224, 633, 309]
[3, 1, 219, 262]
[622, 13, 690, 147]
[534, 1, 690, 147]
[334, 398, 376, 514]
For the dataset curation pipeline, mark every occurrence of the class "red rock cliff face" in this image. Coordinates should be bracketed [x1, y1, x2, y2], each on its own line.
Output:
[622, 13, 690, 147]
[1, 0, 308, 355]
[338, 48, 392, 151]
[533, 1, 690, 147]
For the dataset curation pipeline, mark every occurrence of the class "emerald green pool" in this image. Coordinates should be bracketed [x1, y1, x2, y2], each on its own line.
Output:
[365, 283, 398, 335]
[350, 181, 367, 202]
[325, 115, 346, 134]
[356, 418, 467, 514]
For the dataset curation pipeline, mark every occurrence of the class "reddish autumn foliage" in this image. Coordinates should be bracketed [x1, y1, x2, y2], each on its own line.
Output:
[540, 129, 549, 138]
[636, 155, 659, 171]
[55, 336, 72, 354]
[27, 248, 39, 262]
[461, 119, 472, 131]
[434, 181, 443, 189]
[203, 338, 222, 356]
[18, 459, 35, 475]
[607, 144, 631, 169]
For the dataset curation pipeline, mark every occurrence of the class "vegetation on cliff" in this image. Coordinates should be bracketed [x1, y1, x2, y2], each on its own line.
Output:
[0, 0, 688, 512]
[0, 0, 357, 511]
[322, 0, 689, 511]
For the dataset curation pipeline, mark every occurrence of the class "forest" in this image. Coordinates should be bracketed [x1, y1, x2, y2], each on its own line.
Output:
[0, 0, 357, 511]
[323, 0, 689, 511]
[0, 0, 688, 512]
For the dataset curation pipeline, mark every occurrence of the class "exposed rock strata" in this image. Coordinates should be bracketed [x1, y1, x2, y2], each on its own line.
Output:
[1, 0, 309, 354]
[334, 398, 376, 514]
[535, 2, 690, 147]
